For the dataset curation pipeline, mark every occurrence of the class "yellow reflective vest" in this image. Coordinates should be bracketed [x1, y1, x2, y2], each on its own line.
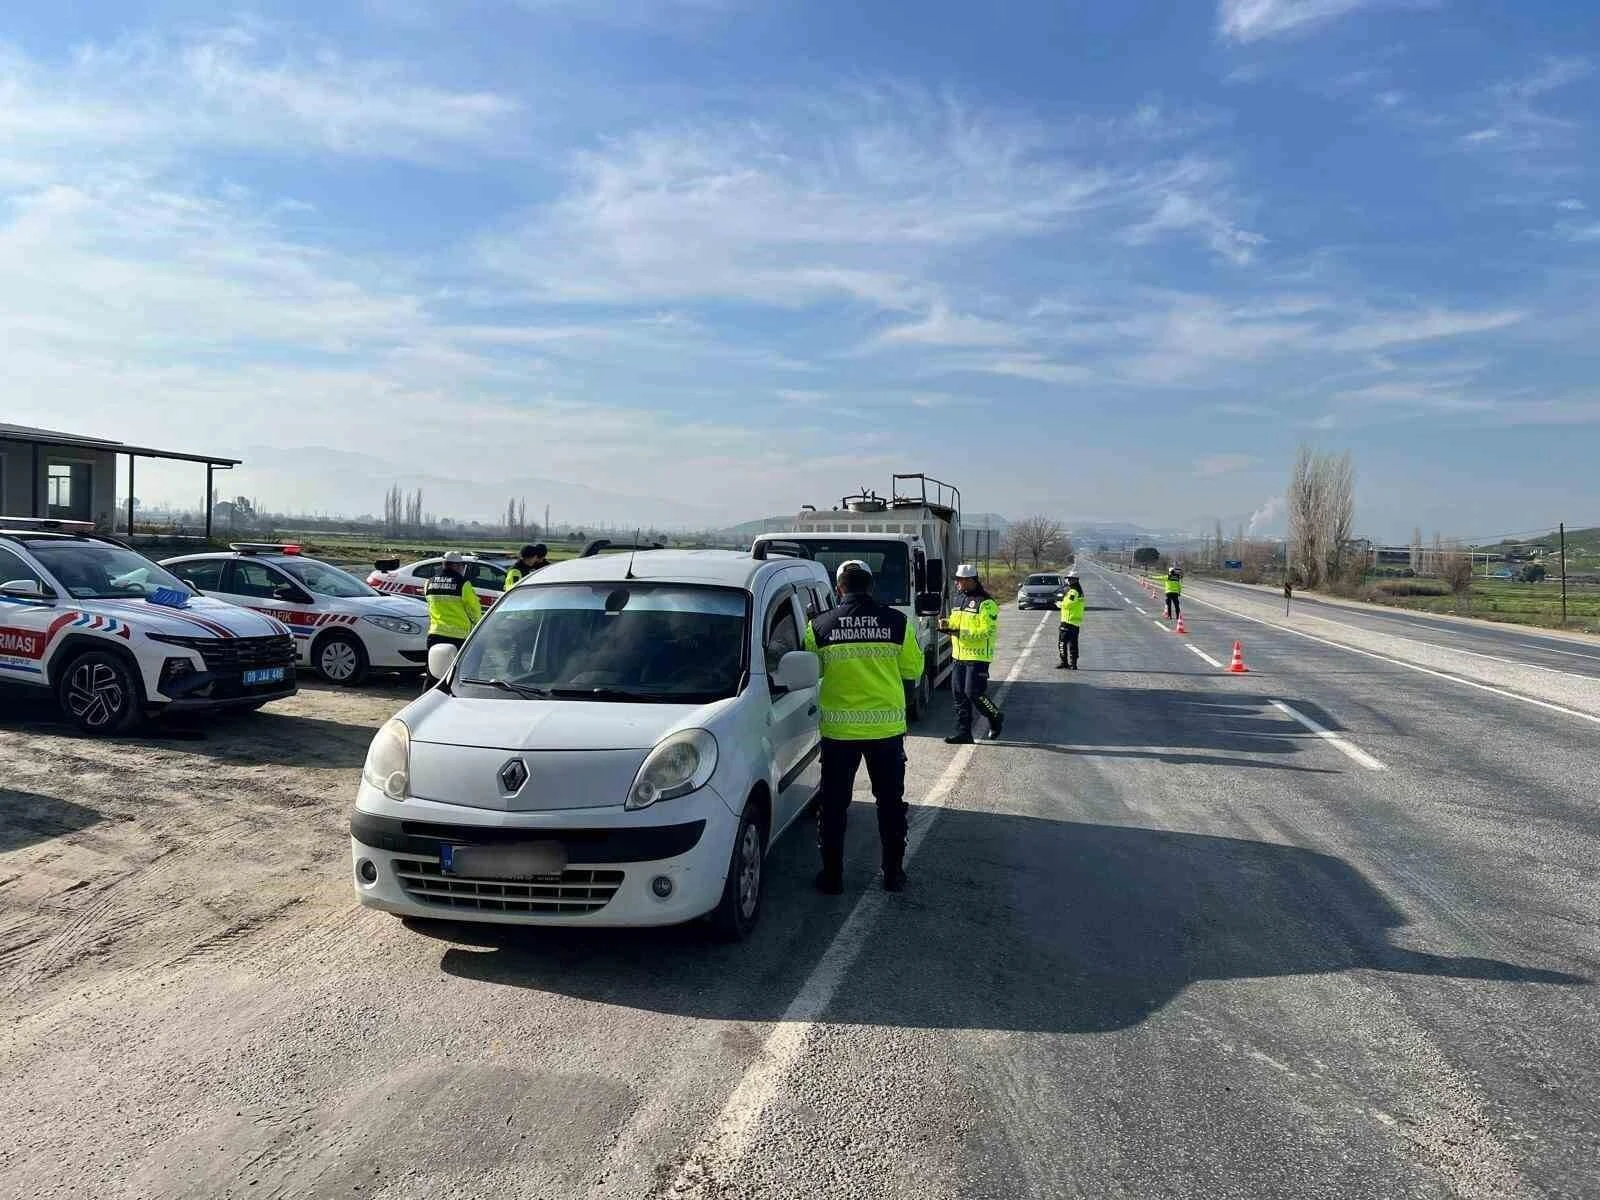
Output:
[948, 588, 999, 662]
[1164, 574, 1182, 596]
[425, 573, 482, 639]
[503, 559, 546, 589]
[804, 595, 925, 740]
[1060, 586, 1085, 626]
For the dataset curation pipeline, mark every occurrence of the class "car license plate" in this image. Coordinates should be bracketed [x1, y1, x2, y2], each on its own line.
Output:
[442, 842, 567, 880]
[243, 667, 286, 686]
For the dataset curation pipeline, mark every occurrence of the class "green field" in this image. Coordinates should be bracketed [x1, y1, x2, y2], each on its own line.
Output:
[1364, 578, 1600, 632]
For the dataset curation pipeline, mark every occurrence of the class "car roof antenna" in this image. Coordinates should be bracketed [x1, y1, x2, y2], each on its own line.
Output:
[625, 529, 641, 581]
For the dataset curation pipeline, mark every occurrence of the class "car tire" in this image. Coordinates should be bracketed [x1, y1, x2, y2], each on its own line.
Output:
[710, 802, 767, 941]
[57, 649, 144, 736]
[313, 632, 369, 686]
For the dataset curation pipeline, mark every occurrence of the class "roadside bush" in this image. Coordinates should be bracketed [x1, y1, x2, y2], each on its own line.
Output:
[1521, 564, 1548, 583]
[1365, 579, 1450, 600]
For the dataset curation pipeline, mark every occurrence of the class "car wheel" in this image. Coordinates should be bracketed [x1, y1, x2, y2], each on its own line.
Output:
[710, 803, 767, 941]
[58, 650, 144, 736]
[314, 632, 369, 686]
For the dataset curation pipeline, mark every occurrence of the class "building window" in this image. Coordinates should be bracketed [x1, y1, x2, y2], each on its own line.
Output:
[47, 464, 73, 509]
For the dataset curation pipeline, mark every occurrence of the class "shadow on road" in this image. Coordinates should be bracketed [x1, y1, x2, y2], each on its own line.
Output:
[0, 790, 104, 852]
[419, 806, 1586, 1034]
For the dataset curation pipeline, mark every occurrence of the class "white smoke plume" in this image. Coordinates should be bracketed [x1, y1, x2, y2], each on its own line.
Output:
[1247, 495, 1285, 535]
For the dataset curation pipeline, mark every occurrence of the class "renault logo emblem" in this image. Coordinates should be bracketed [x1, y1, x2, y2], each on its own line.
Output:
[498, 758, 529, 793]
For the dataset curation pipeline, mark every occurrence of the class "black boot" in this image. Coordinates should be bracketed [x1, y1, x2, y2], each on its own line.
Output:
[815, 867, 844, 895]
[944, 732, 974, 745]
[986, 713, 1005, 741]
[882, 864, 907, 893]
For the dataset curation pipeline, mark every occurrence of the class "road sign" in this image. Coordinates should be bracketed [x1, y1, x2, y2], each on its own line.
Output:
[1224, 559, 1243, 570]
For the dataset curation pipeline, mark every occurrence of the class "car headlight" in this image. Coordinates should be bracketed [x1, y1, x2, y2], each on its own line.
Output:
[362, 718, 410, 800]
[627, 729, 718, 811]
[362, 614, 421, 635]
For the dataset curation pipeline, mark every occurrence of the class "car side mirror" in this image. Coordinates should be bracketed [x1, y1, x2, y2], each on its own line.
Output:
[925, 560, 945, 596]
[915, 592, 943, 617]
[772, 650, 820, 693]
[0, 579, 50, 601]
[427, 642, 459, 680]
[273, 584, 313, 604]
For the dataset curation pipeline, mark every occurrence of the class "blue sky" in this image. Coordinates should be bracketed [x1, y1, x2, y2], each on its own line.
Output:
[3, 0, 1597, 539]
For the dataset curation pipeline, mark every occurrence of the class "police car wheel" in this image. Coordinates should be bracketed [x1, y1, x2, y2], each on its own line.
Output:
[710, 803, 767, 941]
[59, 650, 143, 736]
[314, 633, 369, 686]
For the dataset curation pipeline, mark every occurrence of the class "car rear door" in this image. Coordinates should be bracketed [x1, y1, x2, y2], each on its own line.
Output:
[0, 545, 53, 688]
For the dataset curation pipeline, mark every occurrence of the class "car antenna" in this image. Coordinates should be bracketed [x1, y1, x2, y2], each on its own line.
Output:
[625, 529, 641, 581]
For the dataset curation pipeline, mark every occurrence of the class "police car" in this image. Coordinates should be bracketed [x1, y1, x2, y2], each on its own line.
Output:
[162, 544, 431, 686]
[0, 518, 297, 735]
[366, 553, 513, 608]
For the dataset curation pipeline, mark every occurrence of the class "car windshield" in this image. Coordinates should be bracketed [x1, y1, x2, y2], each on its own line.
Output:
[789, 541, 911, 606]
[456, 582, 748, 702]
[277, 558, 377, 598]
[1026, 575, 1061, 587]
[28, 541, 189, 599]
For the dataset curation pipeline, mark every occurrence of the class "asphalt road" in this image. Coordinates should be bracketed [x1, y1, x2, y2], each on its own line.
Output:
[5, 578, 1599, 1199]
[1203, 577, 1600, 679]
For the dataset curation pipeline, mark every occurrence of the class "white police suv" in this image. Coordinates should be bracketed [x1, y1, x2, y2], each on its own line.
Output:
[0, 519, 297, 735]
[350, 544, 834, 939]
[162, 545, 431, 686]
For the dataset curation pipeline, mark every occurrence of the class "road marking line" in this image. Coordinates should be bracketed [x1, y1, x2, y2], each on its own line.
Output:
[1152, 619, 1169, 632]
[1183, 591, 1600, 729]
[663, 615, 1052, 1198]
[1270, 700, 1387, 771]
[1186, 644, 1223, 668]
[1133, 607, 1147, 616]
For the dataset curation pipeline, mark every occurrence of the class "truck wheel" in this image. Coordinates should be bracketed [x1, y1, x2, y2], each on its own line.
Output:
[58, 649, 144, 736]
[710, 802, 767, 941]
[314, 632, 369, 686]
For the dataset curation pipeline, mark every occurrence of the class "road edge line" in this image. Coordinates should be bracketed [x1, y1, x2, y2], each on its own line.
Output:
[1270, 700, 1387, 771]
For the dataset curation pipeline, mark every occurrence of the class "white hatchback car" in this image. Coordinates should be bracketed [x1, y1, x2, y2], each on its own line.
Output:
[367, 554, 512, 608]
[163, 545, 430, 685]
[349, 546, 835, 938]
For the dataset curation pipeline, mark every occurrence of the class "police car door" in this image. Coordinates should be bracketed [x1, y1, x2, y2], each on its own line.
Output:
[761, 581, 820, 831]
[0, 544, 53, 689]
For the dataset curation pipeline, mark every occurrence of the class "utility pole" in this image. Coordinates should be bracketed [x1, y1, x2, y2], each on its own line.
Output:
[1560, 522, 1568, 627]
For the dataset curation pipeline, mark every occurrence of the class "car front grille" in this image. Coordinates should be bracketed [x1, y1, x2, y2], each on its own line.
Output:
[154, 633, 297, 673]
[393, 858, 624, 915]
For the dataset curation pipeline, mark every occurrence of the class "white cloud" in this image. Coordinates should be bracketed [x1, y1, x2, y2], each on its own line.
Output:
[1560, 222, 1600, 243]
[1123, 188, 1266, 265]
[870, 304, 1020, 349]
[1218, 0, 1420, 44]
[1323, 308, 1525, 351]
[1557, 198, 1587, 212]
[0, 27, 519, 164]
[1194, 453, 1260, 477]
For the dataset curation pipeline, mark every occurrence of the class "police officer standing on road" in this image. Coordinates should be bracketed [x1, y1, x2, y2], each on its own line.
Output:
[942, 564, 1004, 743]
[503, 543, 549, 589]
[424, 551, 483, 686]
[1164, 566, 1184, 620]
[1057, 571, 1085, 670]
[804, 560, 925, 894]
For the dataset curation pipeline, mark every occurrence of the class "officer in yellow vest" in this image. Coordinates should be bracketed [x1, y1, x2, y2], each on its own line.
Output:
[940, 563, 1004, 743]
[424, 552, 483, 685]
[1163, 566, 1183, 620]
[1057, 571, 1085, 670]
[503, 543, 549, 589]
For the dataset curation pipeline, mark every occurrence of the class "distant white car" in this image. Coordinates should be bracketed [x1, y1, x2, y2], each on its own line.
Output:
[366, 554, 512, 608]
[349, 544, 835, 939]
[163, 545, 431, 686]
[0, 519, 296, 734]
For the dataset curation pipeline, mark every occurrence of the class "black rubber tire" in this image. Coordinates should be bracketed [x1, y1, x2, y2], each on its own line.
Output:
[313, 632, 369, 687]
[709, 803, 768, 941]
[57, 649, 144, 736]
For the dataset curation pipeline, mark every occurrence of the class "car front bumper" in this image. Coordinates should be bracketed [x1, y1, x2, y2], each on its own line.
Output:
[348, 781, 739, 926]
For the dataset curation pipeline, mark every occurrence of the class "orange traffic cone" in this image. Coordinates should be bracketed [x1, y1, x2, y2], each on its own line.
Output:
[1174, 615, 1188, 635]
[1227, 641, 1249, 673]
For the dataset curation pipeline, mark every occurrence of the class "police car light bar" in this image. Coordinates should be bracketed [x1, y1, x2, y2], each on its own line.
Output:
[0, 516, 97, 533]
[230, 542, 303, 555]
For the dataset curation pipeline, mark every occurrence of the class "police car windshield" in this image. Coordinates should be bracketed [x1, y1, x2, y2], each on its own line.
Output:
[798, 542, 911, 606]
[277, 558, 377, 599]
[456, 582, 748, 703]
[28, 542, 188, 599]
[1026, 575, 1060, 587]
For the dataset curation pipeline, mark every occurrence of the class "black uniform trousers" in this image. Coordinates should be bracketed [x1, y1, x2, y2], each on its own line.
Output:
[1058, 622, 1080, 667]
[817, 735, 908, 873]
[1164, 592, 1182, 618]
[952, 660, 1003, 736]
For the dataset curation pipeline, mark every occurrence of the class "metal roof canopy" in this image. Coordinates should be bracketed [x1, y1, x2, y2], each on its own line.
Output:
[0, 423, 242, 468]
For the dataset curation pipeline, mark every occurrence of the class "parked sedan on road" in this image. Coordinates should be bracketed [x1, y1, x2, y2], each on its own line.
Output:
[366, 554, 512, 608]
[163, 544, 430, 685]
[1017, 572, 1067, 610]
